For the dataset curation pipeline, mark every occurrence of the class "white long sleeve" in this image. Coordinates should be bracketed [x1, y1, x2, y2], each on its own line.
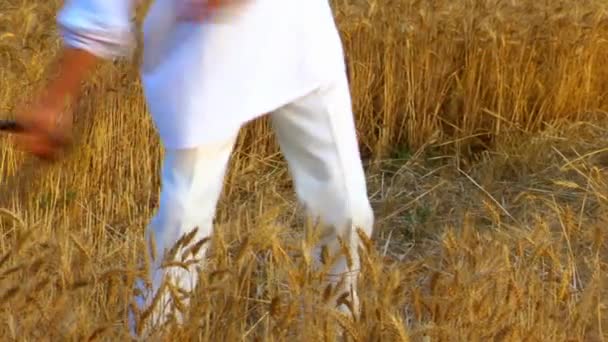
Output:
[56, 0, 136, 60]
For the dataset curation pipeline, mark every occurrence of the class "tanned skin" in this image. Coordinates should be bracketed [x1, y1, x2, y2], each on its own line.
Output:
[13, 48, 100, 161]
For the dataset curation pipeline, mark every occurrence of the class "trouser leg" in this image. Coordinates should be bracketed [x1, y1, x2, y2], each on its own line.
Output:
[133, 133, 239, 334]
[271, 73, 374, 318]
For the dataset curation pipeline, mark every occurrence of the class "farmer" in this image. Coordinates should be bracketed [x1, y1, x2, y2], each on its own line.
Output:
[12, 0, 375, 334]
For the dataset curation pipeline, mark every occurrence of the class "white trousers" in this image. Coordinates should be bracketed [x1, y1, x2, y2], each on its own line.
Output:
[133, 73, 374, 334]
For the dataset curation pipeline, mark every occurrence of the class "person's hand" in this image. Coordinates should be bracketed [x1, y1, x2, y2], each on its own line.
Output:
[12, 95, 73, 162]
[9, 48, 98, 161]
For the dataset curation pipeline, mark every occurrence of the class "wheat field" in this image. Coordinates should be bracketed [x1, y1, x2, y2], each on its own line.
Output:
[1, 0, 608, 341]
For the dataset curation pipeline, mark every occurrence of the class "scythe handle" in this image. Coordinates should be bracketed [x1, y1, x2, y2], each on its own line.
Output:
[0, 119, 24, 133]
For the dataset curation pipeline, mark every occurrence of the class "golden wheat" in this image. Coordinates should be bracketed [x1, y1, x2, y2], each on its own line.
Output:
[0, 0, 607, 341]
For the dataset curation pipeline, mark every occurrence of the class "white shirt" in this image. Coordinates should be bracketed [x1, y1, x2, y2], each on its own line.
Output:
[57, 0, 348, 149]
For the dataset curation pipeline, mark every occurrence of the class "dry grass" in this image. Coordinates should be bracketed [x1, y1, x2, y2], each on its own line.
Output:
[1, 0, 608, 340]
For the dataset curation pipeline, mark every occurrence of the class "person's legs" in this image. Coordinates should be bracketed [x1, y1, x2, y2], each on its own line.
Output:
[132, 133, 239, 335]
[270, 72, 374, 319]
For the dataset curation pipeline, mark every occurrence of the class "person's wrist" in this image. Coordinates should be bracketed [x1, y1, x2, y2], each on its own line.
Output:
[35, 83, 74, 119]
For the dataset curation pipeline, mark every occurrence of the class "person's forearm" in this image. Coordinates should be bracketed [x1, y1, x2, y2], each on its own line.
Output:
[44, 47, 100, 107]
